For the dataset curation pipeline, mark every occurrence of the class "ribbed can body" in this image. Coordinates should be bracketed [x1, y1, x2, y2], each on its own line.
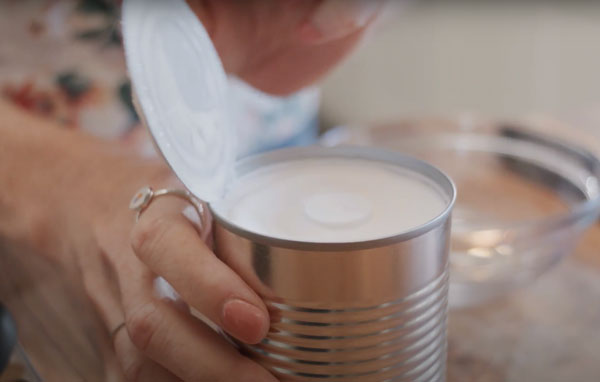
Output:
[211, 147, 455, 382]
[215, 221, 450, 382]
[252, 271, 448, 381]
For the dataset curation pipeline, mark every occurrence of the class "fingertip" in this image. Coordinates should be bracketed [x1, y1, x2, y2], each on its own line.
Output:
[299, 0, 382, 44]
[221, 298, 270, 344]
[297, 22, 323, 44]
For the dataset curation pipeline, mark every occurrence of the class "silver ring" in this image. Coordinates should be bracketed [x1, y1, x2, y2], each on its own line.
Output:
[110, 322, 127, 342]
[129, 186, 206, 227]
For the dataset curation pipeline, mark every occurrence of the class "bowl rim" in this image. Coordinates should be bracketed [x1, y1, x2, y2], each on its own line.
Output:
[323, 123, 600, 241]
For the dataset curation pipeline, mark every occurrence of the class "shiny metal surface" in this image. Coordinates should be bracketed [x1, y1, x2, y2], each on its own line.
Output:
[211, 147, 455, 381]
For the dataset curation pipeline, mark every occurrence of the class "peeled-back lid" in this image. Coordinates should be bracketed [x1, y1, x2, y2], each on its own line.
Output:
[122, 0, 235, 202]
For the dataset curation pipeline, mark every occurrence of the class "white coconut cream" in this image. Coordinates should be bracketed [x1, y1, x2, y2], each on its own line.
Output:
[212, 158, 448, 243]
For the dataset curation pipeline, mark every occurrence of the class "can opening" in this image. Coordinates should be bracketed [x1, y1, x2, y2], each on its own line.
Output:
[210, 146, 456, 246]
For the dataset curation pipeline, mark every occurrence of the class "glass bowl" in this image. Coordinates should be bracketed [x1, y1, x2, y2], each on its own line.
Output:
[321, 119, 600, 308]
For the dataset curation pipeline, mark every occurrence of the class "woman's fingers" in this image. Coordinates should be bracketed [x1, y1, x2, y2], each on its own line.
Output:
[130, 199, 270, 344]
[129, 299, 277, 382]
[118, 264, 278, 382]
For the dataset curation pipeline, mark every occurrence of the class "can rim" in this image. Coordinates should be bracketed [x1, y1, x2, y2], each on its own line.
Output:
[209, 145, 457, 251]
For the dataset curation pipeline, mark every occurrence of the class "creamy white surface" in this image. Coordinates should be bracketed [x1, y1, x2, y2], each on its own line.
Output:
[212, 158, 448, 243]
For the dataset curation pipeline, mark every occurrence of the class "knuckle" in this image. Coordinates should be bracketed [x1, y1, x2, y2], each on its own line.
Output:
[130, 216, 172, 258]
[26, 209, 54, 255]
[125, 303, 161, 353]
[123, 358, 144, 382]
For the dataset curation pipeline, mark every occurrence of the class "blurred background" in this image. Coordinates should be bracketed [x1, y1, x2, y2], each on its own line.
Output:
[321, 0, 600, 134]
[3, 0, 600, 135]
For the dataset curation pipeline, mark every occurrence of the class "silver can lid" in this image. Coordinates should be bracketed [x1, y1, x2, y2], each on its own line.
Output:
[122, 0, 235, 202]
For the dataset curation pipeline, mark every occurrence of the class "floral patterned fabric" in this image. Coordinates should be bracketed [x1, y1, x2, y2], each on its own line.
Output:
[0, 0, 319, 156]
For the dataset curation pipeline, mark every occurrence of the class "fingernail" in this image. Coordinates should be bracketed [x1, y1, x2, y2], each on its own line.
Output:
[306, 0, 383, 42]
[222, 299, 269, 344]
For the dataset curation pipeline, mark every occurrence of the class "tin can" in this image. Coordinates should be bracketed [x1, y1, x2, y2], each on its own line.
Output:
[211, 146, 456, 382]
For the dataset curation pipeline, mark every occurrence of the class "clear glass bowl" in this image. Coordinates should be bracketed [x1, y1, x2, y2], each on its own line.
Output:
[321, 119, 600, 308]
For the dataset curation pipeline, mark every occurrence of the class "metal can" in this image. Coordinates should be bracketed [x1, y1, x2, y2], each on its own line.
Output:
[211, 146, 456, 382]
